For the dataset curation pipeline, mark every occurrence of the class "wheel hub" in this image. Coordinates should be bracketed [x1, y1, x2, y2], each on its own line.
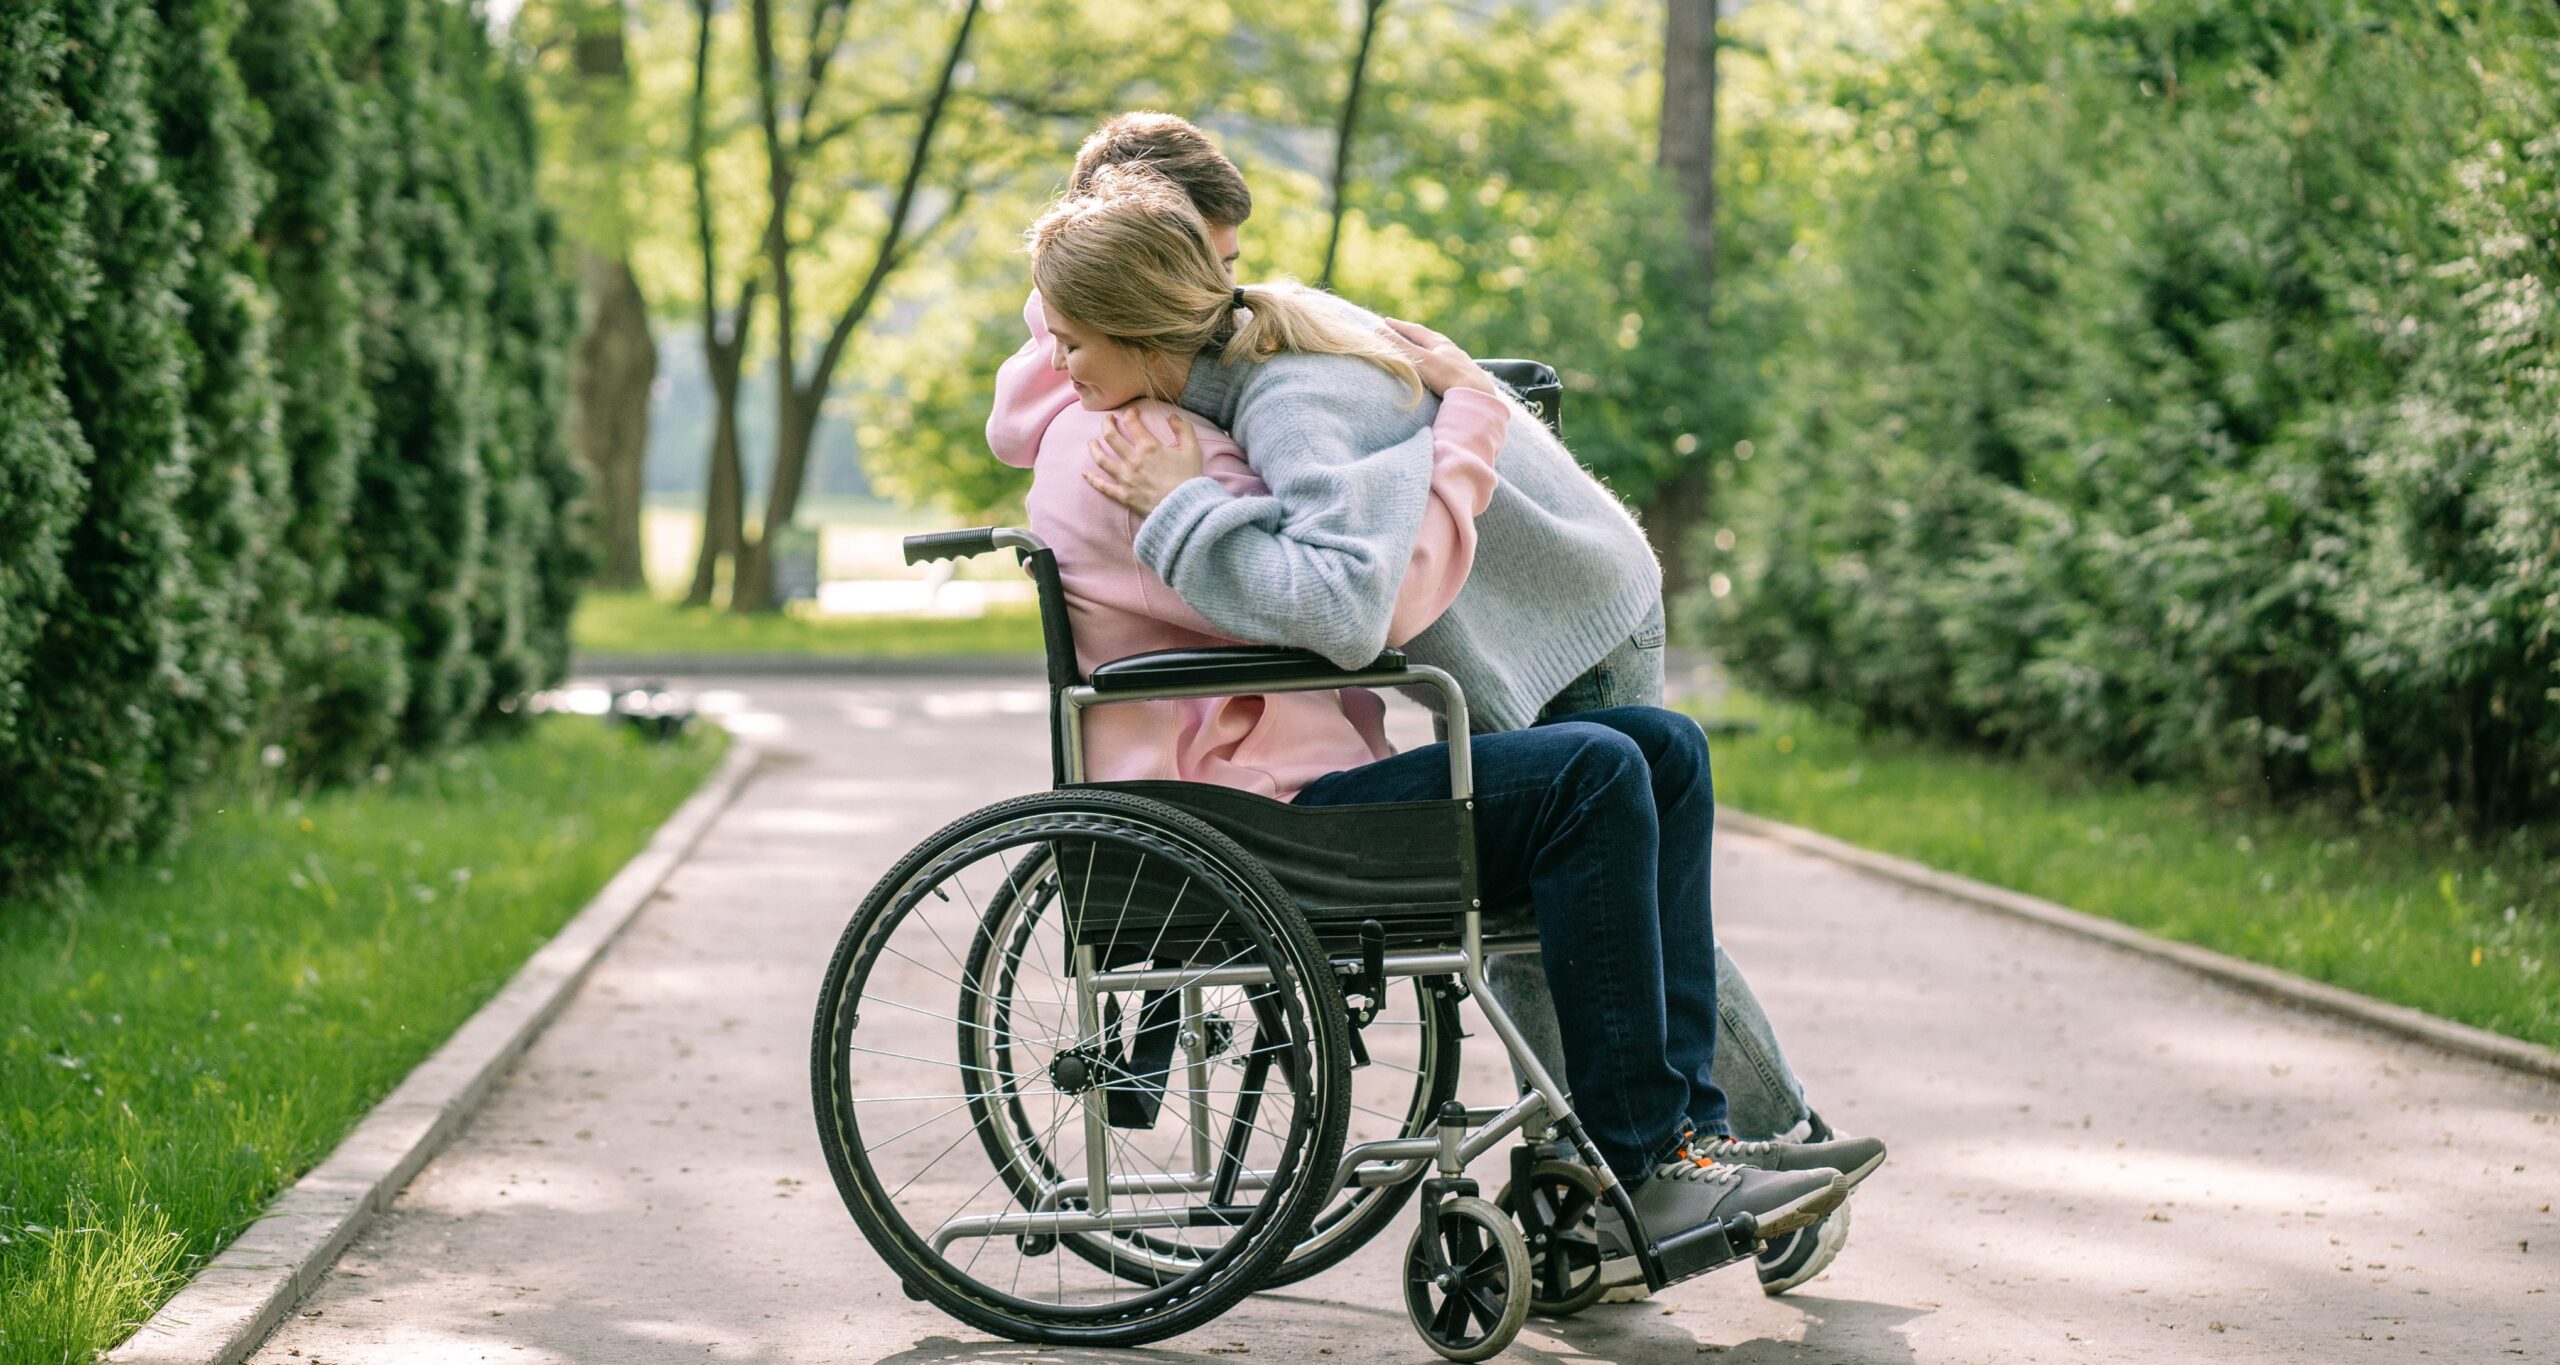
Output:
[1048, 1046, 1104, 1095]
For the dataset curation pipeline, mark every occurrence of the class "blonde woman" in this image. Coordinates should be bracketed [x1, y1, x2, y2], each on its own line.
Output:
[1016, 168, 1887, 1272]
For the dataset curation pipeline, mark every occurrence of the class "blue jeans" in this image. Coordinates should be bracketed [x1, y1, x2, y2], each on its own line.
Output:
[1497, 607, 1812, 1143]
[1295, 705, 1727, 1184]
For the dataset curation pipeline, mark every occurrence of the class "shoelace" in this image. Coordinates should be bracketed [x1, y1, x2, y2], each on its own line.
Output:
[1654, 1145, 1744, 1186]
[1694, 1135, 1778, 1159]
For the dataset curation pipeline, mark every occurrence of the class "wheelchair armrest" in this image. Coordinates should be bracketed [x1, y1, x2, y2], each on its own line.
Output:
[1088, 645, 1407, 694]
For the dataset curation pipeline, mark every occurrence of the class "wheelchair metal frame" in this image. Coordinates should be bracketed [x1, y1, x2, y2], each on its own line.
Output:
[911, 526, 1705, 1299]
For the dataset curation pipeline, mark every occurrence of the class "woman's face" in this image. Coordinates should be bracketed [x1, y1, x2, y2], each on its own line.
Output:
[1048, 312, 1160, 410]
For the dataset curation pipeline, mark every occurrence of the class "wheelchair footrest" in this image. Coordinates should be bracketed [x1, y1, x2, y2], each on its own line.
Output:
[1651, 1211, 1759, 1289]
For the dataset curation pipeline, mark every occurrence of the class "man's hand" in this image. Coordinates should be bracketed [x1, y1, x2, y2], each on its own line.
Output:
[1085, 409, 1206, 517]
[1378, 317, 1500, 398]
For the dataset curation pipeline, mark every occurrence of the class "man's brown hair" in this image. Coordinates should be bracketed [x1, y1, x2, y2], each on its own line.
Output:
[1067, 112, 1252, 227]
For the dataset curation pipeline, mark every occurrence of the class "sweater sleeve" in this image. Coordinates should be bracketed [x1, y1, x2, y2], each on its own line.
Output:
[1383, 386, 1507, 647]
[985, 291, 1075, 469]
[1133, 374, 1436, 670]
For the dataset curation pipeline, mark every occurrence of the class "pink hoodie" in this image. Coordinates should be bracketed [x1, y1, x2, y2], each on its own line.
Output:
[988, 291, 1507, 800]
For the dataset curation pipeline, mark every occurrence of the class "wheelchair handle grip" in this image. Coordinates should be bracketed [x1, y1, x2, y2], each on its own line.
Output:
[903, 528, 999, 565]
[902, 526, 1047, 566]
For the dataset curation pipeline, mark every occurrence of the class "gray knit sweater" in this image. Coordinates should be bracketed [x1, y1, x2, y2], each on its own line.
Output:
[1133, 302, 1663, 734]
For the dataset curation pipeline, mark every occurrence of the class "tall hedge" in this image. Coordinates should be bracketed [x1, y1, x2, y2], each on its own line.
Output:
[0, 0, 583, 896]
[3, 0, 197, 885]
[155, 0, 289, 784]
[1714, 0, 2560, 826]
[0, 9, 93, 784]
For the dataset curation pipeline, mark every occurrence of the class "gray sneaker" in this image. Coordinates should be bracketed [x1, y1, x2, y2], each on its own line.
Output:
[1690, 1130, 1887, 1187]
[1597, 1153, 1848, 1263]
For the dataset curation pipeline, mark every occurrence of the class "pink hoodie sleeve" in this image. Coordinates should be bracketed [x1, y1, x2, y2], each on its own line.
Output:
[1382, 386, 1508, 646]
[986, 290, 1077, 469]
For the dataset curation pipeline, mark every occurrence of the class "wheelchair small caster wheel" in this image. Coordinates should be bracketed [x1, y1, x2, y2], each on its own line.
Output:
[1496, 1160, 1609, 1317]
[1405, 1195, 1530, 1362]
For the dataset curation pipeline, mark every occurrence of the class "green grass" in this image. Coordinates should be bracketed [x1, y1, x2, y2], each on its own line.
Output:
[573, 591, 1043, 658]
[0, 719, 727, 1364]
[1697, 690, 2560, 1050]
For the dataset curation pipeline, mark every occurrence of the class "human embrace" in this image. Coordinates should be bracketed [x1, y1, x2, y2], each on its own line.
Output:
[982, 112, 1888, 1297]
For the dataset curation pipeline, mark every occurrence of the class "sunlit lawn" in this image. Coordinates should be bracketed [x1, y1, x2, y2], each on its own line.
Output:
[0, 720, 727, 1363]
[1699, 690, 2560, 1050]
[574, 590, 1043, 658]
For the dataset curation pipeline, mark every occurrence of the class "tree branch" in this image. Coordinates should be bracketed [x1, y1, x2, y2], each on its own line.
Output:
[807, 0, 986, 396]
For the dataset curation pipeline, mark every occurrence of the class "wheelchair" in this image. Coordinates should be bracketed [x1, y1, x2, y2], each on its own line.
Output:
[809, 363, 1763, 1359]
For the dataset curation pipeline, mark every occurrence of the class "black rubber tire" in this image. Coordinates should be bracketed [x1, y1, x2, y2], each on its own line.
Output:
[812, 789, 1352, 1347]
[1405, 1195, 1532, 1362]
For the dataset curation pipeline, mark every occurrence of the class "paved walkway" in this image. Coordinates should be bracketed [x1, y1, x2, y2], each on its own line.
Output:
[255, 676, 2559, 1364]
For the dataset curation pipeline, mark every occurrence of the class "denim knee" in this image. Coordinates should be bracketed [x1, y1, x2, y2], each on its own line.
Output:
[1550, 723, 1649, 807]
[1578, 707, 1710, 797]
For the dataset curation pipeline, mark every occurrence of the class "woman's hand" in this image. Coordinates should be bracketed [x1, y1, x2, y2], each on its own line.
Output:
[1085, 409, 1206, 517]
[1378, 317, 1500, 398]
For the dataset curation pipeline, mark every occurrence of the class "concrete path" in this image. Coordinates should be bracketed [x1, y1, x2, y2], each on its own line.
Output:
[253, 676, 2560, 1365]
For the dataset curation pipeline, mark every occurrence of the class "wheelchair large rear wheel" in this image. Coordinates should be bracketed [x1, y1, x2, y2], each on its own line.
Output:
[812, 789, 1351, 1346]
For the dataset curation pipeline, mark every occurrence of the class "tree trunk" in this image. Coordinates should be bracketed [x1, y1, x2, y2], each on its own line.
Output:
[572, 250, 655, 591]
[1652, 0, 1719, 604]
[684, 315, 748, 607]
[1318, 0, 1387, 291]
[1660, 0, 1718, 281]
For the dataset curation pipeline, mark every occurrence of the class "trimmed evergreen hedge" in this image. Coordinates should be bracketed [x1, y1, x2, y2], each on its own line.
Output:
[0, 0, 586, 895]
[1714, 0, 2560, 826]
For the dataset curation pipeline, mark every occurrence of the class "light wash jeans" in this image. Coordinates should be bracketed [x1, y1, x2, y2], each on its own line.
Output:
[1481, 601, 1813, 1143]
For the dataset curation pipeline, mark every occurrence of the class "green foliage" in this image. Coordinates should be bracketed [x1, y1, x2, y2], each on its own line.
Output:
[0, 9, 93, 772]
[5, 0, 196, 889]
[0, 0, 583, 895]
[1712, 0, 2560, 826]
[338, 0, 495, 751]
[154, 0, 292, 778]
[235, 0, 369, 610]
[0, 719, 725, 1361]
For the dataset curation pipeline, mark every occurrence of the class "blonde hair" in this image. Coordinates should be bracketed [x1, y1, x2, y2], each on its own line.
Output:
[1027, 167, 1423, 404]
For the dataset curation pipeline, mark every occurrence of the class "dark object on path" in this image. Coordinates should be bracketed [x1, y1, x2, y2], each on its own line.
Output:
[606, 683, 694, 741]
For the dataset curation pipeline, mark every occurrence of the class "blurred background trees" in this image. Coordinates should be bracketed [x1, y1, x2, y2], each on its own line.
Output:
[10, 0, 2558, 894]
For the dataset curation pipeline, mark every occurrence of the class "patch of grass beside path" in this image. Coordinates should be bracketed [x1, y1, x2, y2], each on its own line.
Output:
[574, 590, 1041, 659]
[0, 719, 727, 1364]
[1698, 690, 2560, 1052]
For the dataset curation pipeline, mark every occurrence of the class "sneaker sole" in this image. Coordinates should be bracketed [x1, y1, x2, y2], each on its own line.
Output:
[1748, 1169, 1851, 1241]
[1760, 1197, 1853, 1296]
